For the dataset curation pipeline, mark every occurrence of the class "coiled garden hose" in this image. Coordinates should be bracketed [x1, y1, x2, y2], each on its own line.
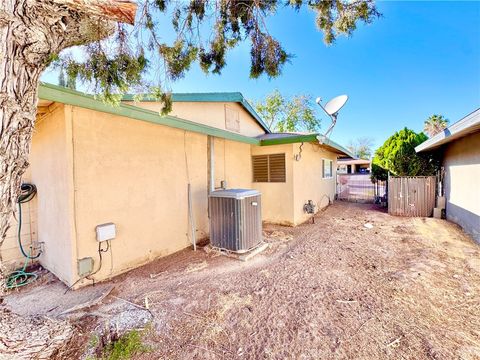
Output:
[5, 257, 38, 289]
[17, 183, 41, 259]
[5, 183, 40, 289]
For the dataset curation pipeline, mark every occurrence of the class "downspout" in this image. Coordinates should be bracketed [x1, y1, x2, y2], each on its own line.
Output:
[207, 136, 215, 220]
[207, 136, 215, 194]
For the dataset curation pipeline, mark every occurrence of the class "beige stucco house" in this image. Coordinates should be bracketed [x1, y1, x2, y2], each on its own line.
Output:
[416, 108, 480, 243]
[4, 83, 352, 288]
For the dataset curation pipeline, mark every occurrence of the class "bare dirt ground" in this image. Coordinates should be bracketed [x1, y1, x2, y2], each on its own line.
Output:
[2, 202, 480, 359]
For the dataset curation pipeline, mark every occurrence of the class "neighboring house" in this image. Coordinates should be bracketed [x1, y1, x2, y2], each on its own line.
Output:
[415, 108, 480, 243]
[4, 83, 352, 288]
[337, 158, 371, 174]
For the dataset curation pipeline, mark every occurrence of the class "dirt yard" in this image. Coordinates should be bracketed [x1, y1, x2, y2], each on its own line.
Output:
[2, 202, 480, 359]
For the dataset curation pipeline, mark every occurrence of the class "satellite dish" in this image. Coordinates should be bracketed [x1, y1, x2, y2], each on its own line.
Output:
[315, 93, 348, 141]
[323, 95, 348, 116]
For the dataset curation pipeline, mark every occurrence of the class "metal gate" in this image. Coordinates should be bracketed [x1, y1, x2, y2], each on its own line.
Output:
[336, 174, 386, 203]
[388, 176, 436, 217]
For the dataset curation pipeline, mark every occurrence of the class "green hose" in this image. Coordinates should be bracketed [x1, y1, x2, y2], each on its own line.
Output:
[5, 256, 38, 289]
[5, 183, 40, 289]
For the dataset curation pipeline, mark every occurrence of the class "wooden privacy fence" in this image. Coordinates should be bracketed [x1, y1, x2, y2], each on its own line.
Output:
[388, 176, 436, 217]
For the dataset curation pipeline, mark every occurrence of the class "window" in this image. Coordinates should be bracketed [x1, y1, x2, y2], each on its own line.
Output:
[322, 159, 333, 179]
[252, 153, 286, 182]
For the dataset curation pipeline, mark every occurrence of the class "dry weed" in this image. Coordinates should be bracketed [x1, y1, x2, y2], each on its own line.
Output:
[184, 261, 208, 273]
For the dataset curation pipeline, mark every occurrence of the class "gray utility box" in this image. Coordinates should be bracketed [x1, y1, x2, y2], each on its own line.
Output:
[209, 189, 262, 253]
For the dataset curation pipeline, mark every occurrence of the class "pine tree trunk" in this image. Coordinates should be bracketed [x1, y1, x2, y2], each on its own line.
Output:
[0, 0, 136, 290]
[0, 80, 40, 259]
[0, 2, 49, 283]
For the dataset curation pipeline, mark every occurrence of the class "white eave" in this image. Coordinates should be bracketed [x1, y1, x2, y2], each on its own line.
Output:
[415, 108, 480, 153]
[337, 158, 371, 165]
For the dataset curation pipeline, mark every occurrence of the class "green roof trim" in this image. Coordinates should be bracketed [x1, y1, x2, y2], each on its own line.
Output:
[38, 83, 260, 145]
[260, 134, 319, 146]
[318, 138, 355, 157]
[122, 91, 271, 133]
[259, 133, 354, 157]
[172, 92, 242, 102]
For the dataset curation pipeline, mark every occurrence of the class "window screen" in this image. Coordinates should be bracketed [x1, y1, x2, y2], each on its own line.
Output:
[252, 153, 286, 182]
[322, 159, 333, 178]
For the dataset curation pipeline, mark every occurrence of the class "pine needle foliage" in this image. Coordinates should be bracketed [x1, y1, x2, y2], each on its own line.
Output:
[54, 0, 380, 114]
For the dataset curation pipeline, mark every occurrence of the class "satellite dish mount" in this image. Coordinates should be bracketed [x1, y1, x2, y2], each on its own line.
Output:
[315, 94, 348, 140]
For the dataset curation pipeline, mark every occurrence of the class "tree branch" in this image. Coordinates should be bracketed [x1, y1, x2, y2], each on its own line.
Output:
[52, 0, 137, 25]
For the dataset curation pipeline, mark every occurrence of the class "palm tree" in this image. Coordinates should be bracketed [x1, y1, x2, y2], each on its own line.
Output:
[424, 115, 449, 137]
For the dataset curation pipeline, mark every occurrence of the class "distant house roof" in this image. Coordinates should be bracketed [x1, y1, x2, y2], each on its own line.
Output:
[123, 92, 270, 133]
[416, 108, 480, 153]
[257, 132, 355, 157]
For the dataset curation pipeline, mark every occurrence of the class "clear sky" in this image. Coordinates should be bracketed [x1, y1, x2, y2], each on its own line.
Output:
[42, 1, 480, 150]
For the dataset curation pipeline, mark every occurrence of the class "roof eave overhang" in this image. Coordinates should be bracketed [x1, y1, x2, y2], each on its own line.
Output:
[259, 133, 354, 157]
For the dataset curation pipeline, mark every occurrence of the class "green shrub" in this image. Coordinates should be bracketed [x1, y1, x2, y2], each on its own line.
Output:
[372, 127, 439, 181]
